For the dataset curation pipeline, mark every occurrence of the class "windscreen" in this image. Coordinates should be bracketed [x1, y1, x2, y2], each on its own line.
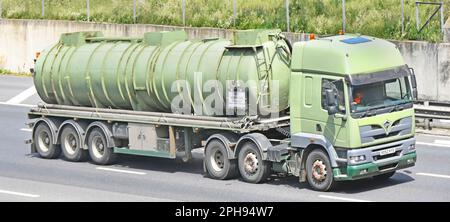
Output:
[350, 77, 413, 116]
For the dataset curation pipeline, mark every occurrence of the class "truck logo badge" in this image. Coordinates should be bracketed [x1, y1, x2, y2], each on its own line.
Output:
[383, 120, 391, 135]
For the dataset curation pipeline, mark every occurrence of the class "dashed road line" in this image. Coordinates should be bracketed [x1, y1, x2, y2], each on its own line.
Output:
[416, 142, 450, 148]
[0, 102, 34, 108]
[20, 128, 32, 132]
[318, 195, 372, 202]
[5, 86, 36, 105]
[416, 173, 450, 179]
[418, 133, 450, 140]
[96, 167, 147, 175]
[0, 189, 40, 198]
[434, 140, 450, 145]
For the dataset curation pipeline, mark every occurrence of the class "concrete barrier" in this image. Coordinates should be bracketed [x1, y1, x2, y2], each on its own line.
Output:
[0, 19, 448, 103]
[393, 40, 450, 103]
[0, 19, 308, 74]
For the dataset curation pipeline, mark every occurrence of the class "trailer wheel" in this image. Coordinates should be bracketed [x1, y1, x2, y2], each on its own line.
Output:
[34, 122, 61, 159]
[204, 140, 237, 180]
[373, 171, 395, 181]
[237, 142, 271, 183]
[305, 149, 335, 191]
[60, 125, 88, 162]
[87, 128, 117, 165]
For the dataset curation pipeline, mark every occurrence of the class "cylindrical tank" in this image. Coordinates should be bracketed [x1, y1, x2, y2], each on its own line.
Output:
[34, 29, 291, 116]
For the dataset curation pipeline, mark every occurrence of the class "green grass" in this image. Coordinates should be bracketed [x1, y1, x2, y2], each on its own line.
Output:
[1, 0, 448, 42]
[0, 69, 32, 77]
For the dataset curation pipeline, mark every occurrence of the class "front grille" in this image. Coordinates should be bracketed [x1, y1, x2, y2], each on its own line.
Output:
[360, 117, 412, 144]
[373, 131, 400, 139]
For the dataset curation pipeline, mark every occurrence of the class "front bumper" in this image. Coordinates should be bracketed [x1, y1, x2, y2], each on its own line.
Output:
[333, 137, 417, 181]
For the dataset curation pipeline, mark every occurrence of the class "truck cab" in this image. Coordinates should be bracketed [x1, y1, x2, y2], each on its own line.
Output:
[287, 35, 417, 190]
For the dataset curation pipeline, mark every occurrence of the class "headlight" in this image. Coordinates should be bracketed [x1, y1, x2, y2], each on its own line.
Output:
[408, 144, 416, 152]
[349, 155, 366, 164]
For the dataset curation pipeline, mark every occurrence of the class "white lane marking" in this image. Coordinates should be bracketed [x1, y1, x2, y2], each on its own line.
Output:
[318, 195, 372, 202]
[416, 173, 450, 179]
[0, 189, 40, 198]
[5, 86, 36, 104]
[416, 142, 450, 148]
[434, 140, 450, 145]
[20, 128, 32, 132]
[0, 102, 35, 108]
[96, 167, 147, 175]
[418, 133, 450, 140]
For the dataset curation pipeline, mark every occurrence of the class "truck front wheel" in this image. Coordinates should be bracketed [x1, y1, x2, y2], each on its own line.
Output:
[305, 149, 335, 191]
[87, 128, 117, 165]
[204, 140, 238, 180]
[237, 142, 271, 183]
[34, 122, 61, 159]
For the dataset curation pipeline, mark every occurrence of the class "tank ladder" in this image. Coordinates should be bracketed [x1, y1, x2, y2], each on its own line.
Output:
[253, 46, 272, 111]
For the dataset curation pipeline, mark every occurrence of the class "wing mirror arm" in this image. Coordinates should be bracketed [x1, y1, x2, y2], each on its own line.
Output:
[409, 67, 418, 101]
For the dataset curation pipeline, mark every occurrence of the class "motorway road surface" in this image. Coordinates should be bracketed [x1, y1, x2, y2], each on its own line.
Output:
[0, 75, 449, 202]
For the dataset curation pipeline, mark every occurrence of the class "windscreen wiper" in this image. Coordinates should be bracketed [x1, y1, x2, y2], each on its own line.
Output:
[361, 104, 388, 117]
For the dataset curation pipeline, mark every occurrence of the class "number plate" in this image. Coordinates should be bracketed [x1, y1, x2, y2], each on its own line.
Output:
[380, 148, 396, 156]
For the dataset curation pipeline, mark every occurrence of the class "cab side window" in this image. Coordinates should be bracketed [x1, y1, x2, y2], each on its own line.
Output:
[321, 79, 346, 114]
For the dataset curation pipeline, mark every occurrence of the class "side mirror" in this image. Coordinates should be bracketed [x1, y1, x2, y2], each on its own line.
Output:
[409, 68, 418, 100]
[325, 88, 339, 115]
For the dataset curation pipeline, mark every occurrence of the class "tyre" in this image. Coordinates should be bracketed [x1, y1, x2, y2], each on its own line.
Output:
[305, 149, 335, 191]
[204, 140, 238, 180]
[87, 128, 117, 165]
[60, 125, 88, 162]
[237, 142, 271, 183]
[373, 171, 395, 181]
[34, 122, 61, 159]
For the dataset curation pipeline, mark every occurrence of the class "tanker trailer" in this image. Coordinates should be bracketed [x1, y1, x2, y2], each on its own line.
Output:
[28, 30, 417, 191]
[34, 29, 291, 116]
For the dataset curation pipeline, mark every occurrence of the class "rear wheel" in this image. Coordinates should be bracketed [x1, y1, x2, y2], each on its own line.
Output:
[305, 149, 335, 191]
[237, 142, 271, 183]
[60, 125, 88, 162]
[34, 122, 61, 159]
[204, 140, 238, 180]
[374, 171, 396, 181]
[87, 128, 116, 165]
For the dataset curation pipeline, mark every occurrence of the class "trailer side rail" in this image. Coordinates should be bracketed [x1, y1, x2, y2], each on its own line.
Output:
[28, 104, 290, 133]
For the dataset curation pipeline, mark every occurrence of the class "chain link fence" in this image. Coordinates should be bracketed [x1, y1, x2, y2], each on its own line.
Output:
[0, 0, 447, 41]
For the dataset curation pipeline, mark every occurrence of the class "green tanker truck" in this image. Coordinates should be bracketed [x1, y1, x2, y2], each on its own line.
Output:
[27, 29, 417, 191]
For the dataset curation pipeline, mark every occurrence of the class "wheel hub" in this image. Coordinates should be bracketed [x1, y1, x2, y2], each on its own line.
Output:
[68, 134, 77, 150]
[243, 152, 258, 174]
[96, 140, 104, 152]
[38, 131, 51, 152]
[312, 160, 327, 181]
[92, 137, 105, 159]
[214, 152, 224, 169]
[44, 136, 50, 145]
[210, 149, 224, 171]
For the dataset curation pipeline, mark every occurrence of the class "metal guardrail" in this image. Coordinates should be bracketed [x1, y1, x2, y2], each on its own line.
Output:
[414, 102, 450, 130]
[414, 104, 450, 120]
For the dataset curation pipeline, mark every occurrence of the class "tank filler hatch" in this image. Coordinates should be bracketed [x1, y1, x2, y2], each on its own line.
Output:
[59, 31, 104, 46]
[144, 30, 188, 47]
[233, 29, 281, 45]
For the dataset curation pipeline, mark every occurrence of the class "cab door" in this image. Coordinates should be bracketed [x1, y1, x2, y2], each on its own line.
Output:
[295, 74, 349, 147]
[318, 76, 349, 147]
